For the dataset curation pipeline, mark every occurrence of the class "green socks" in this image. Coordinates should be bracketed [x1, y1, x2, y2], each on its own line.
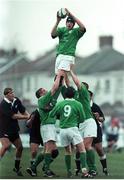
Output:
[80, 152, 87, 169]
[32, 152, 44, 170]
[86, 149, 97, 171]
[44, 153, 52, 171]
[65, 154, 71, 172]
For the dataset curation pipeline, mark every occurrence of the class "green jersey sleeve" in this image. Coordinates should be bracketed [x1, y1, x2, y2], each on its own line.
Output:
[49, 101, 61, 119]
[38, 91, 52, 110]
[74, 27, 86, 38]
[78, 84, 94, 119]
[53, 86, 61, 100]
[77, 101, 86, 123]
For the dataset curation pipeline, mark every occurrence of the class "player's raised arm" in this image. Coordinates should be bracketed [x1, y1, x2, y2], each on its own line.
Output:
[65, 8, 86, 32]
[51, 11, 62, 38]
[51, 71, 64, 96]
[70, 70, 81, 89]
[65, 73, 71, 87]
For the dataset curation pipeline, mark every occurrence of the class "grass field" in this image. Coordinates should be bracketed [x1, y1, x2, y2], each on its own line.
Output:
[0, 147, 124, 179]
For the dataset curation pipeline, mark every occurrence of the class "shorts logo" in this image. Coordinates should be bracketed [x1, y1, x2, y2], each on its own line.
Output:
[4, 134, 9, 137]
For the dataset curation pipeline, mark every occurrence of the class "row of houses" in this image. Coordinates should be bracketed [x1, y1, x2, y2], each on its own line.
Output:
[0, 36, 124, 117]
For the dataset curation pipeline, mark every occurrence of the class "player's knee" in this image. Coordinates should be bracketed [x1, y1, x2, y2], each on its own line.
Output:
[3, 143, 10, 151]
[51, 149, 59, 159]
[31, 150, 37, 157]
[17, 144, 23, 152]
[84, 141, 92, 150]
[31, 146, 38, 157]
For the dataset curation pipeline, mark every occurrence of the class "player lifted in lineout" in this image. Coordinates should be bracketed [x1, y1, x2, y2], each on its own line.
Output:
[51, 8, 86, 81]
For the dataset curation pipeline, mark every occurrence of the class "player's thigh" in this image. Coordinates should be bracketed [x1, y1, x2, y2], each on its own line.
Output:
[84, 136, 94, 149]
[30, 143, 39, 153]
[0, 137, 11, 149]
[76, 141, 85, 152]
[45, 141, 57, 152]
[65, 145, 72, 154]
[95, 142, 104, 156]
[12, 136, 23, 150]
[93, 126, 102, 145]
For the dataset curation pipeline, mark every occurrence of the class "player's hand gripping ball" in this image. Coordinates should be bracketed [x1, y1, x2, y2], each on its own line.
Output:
[57, 8, 67, 19]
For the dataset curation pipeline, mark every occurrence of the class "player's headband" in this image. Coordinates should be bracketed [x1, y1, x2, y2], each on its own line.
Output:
[66, 16, 75, 25]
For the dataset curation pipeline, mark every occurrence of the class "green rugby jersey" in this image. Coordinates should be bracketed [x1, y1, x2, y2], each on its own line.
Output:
[56, 27, 85, 56]
[38, 88, 61, 125]
[61, 85, 86, 123]
[49, 98, 85, 128]
[75, 84, 94, 120]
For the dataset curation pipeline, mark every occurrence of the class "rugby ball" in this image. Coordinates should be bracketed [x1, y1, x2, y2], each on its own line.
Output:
[57, 8, 67, 19]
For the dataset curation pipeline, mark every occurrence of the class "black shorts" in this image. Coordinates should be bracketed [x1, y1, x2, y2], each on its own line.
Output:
[30, 134, 43, 146]
[107, 134, 118, 142]
[0, 132, 19, 143]
[93, 125, 102, 144]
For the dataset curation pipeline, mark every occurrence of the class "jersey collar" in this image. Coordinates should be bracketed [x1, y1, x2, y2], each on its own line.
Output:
[4, 97, 16, 105]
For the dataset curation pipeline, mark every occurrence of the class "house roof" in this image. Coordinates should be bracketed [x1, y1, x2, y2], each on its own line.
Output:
[30, 49, 56, 75]
[31, 46, 124, 75]
[0, 46, 124, 77]
[0, 53, 30, 77]
[75, 47, 124, 74]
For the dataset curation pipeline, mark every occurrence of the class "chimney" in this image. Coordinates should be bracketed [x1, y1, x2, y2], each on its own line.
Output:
[99, 35, 113, 49]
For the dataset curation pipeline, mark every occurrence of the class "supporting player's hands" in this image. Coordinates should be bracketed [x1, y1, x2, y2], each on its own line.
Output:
[93, 112, 100, 120]
[93, 112, 104, 122]
[26, 113, 35, 128]
[26, 119, 33, 128]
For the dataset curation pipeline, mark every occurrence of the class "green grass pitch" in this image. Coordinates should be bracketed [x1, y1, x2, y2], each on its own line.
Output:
[0, 147, 124, 179]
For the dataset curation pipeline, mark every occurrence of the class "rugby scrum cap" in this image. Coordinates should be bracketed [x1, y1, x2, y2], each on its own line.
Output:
[66, 16, 75, 25]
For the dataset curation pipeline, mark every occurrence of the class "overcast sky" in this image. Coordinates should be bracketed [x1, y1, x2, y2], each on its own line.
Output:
[0, 0, 124, 59]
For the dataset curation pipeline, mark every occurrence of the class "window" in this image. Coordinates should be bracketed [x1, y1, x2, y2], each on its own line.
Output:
[94, 80, 101, 94]
[26, 77, 31, 92]
[105, 80, 110, 93]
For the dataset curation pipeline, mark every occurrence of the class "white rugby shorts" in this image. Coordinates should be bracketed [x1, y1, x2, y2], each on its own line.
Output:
[55, 54, 75, 74]
[40, 124, 57, 143]
[79, 118, 97, 138]
[60, 127, 82, 147]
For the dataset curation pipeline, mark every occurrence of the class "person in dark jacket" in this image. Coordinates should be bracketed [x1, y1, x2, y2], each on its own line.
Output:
[26, 109, 43, 166]
[89, 90, 109, 176]
[0, 87, 30, 176]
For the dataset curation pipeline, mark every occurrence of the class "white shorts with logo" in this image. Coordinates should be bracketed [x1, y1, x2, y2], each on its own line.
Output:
[55, 54, 75, 74]
[40, 124, 57, 143]
[60, 127, 83, 147]
[79, 118, 97, 138]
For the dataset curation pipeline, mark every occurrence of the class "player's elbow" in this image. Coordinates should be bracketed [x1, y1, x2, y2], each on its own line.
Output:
[51, 34, 57, 39]
[80, 27, 86, 33]
[83, 27, 86, 33]
[51, 31, 57, 39]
